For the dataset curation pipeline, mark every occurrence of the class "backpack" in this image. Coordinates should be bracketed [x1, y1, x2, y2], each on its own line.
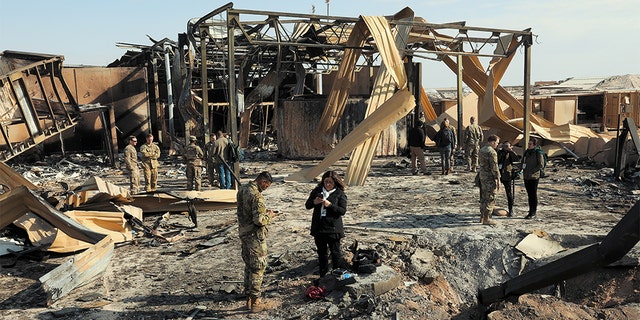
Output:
[225, 140, 243, 163]
[538, 148, 548, 178]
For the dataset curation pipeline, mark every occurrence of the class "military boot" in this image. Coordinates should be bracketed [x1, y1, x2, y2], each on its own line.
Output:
[482, 212, 497, 226]
[251, 297, 277, 313]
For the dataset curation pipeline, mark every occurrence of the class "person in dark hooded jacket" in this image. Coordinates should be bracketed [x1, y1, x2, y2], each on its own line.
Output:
[522, 137, 545, 219]
[305, 170, 348, 277]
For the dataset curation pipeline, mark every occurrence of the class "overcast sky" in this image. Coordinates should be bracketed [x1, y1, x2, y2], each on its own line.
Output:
[1, 0, 638, 88]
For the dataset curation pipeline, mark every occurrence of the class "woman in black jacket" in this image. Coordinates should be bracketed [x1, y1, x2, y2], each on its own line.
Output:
[305, 171, 348, 277]
[522, 138, 545, 219]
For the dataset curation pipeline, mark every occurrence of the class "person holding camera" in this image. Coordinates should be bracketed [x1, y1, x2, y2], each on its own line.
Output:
[305, 170, 348, 278]
[497, 141, 520, 217]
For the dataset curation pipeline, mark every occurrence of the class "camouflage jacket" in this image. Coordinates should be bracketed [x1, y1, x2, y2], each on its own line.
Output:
[464, 123, 483, 146]
[237, 181, 272, 239]
[123, 144, 138, 171]
[185, 143, 204, 167]
[140, 143, 160, 168]
[478, 145, 500, 182]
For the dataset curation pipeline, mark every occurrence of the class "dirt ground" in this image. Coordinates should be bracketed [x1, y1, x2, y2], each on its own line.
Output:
[1, 150, 639, 319]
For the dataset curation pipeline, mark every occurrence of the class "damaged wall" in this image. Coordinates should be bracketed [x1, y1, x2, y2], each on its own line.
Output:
[62, 66, 150, 151]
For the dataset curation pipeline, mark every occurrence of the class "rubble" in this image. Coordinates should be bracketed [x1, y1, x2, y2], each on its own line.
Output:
[0, 153, 639, 319]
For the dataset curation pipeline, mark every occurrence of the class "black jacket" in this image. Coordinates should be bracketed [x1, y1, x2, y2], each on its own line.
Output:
[305, 186, 347, 237]
[497, 149, 520, 182]
[407, 126, 426, 148]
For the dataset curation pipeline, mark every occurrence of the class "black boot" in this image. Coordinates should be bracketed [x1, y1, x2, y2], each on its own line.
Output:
[507, 202, 513, 217]
[524, 212, 536, 219]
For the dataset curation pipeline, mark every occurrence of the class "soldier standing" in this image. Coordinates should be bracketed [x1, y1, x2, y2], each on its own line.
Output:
[140, 133, 160, 192]
[464, 116, 484, 172]
[123, 136, 140, 194]
[204, 133, 218, 188]
[478, 134, 501, 225]
[237, 171, 277, 312]
[185, 135, 204, 191]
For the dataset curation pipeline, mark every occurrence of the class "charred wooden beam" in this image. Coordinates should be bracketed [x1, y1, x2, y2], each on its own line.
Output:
[478, 201, 640, 305]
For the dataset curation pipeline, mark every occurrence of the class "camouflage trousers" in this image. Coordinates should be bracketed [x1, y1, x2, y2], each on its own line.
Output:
[465, 144, 480, 170]
[186, 164, 202, 191]
[241, 234, 268, 299]
[479, 178, 497, 217]
[128, 168, 140, 194]
[141, 163, 158, 192]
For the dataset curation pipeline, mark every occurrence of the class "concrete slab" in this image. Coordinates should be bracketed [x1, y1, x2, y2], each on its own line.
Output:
[345, 265, 402, 297]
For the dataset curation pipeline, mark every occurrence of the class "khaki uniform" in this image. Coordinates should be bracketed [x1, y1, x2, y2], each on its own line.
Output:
[140, 142, 160, 192]
[478, 144, 500, 223]
[237, 181, 272, 300]
[185, 142, 204, 191]
[464, 123, 484, 171]
[123, 144, 140, 194]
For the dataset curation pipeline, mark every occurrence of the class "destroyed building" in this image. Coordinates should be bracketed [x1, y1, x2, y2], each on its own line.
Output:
[1, 3, 639, 320]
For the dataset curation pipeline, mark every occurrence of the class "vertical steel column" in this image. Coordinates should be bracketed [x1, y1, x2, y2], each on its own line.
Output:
[228, 12, 239, 186]
[456, 53, 464, 148]
[200, 26, 209, 139]
[164, 44, 175, 137]
[523, 34, 532, 150]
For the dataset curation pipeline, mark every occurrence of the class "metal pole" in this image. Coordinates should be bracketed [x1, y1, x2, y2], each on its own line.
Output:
[456, 53, 464, 150]
[522, 34, 532, 151]
[200, 26, 210, 140]
[228, 12, 239, 188]
[163, 43, 175, 137]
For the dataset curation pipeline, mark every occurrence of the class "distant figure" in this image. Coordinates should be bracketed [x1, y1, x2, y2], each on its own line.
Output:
[213, 131, 231, 189]
[185, 135, 204, 191]
[522, 137, 545, 219]
[123, 135, 140, 194]
[407, 120, 428, 175]
[464, 116, 484, 172]
[204, 132, 218, 188]
[305, 171, 348, 278]
[478, 135, 501, 225]
[140, 133, 160, 192]
[434, 118, 456, 175]
[237, 171, 276, 312]
[497, 141, 520, 216]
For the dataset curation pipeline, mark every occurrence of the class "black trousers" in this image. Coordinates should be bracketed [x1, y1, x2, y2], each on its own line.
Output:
[314, 234, 344, 277]
[501, 179, 514, 210]
[524, 178, 539, 215]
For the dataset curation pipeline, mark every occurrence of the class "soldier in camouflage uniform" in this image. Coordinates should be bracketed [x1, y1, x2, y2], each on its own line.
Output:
[123, 136, 140, 194]
[185, 135, 204, 191]
[237, 171, 276, 312]
[477, 134, 501, 225]
[464, 116, 484, 172]
[140, 133, 160, 192]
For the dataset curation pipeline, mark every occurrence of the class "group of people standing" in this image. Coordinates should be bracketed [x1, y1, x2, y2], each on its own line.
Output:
[237, 169, 348, 312]
[123, 131, 235, 194]
[184, 131, 233, 191]
[477, 134, 546, 225]
[123, 133, 160, 194]
[409, 116, 483, 176]
[408, 115, 545, 225]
